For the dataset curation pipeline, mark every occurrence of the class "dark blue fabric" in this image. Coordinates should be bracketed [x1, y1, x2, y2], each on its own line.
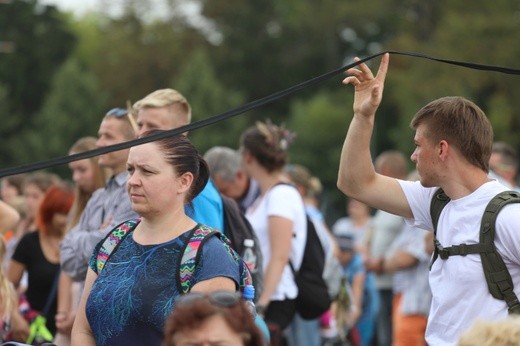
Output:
[86, 227, 240, 346]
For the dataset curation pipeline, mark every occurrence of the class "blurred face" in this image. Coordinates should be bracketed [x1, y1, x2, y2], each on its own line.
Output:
[49, 212, 68, 235]
[136, 105, 186, 136]
[337, 249, 354, 266]
[171, 314, 245, 346]
[68, 158, 97, 194]
[96, 117, 131, 173]
[212, 172, 248, 200]
[1, 180, 18, 203]
[24, 183, 45, 219]
[126, 142, 192, 217]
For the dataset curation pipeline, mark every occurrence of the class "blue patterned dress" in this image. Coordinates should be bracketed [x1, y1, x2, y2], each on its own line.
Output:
[86, 222, 241, 346]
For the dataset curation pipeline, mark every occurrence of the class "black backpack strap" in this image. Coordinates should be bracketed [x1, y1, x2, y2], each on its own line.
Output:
[429, 188, 450, 269]
[479, 190, 520, 314]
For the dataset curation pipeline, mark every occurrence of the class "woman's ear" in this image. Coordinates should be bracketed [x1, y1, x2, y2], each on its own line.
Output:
[176, 172, 194, 194]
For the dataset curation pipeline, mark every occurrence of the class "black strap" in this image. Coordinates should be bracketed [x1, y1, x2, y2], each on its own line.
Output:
[1, 50, 520, 178]
[429, 188, 450, 269]
[42, 271, 60, 318]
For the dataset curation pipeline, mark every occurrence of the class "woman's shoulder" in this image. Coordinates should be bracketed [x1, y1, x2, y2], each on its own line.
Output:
[17, 230, 39, 246]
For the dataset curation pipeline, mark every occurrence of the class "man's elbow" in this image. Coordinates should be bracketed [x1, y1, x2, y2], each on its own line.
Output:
[337, 177, 359, 198]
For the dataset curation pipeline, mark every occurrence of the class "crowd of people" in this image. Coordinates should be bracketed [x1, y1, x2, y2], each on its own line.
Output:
[0, 53, 519, 346]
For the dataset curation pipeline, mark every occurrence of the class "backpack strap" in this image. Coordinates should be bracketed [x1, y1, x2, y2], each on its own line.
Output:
[430, 188, 520, 314]
[479, 190, 520, 314]
[429, 188, 450, 269]
[96, 219, 140, 274]
[176, 225, 253, 294]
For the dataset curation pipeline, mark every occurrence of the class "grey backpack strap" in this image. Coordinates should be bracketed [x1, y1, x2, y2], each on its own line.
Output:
[479, 190, 520, 314]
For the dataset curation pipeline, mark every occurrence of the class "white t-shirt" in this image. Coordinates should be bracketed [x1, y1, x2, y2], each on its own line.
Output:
[399, 179, 520, 346]
[246, 184, 307, 301]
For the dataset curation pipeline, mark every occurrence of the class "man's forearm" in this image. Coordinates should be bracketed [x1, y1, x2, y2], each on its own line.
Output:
[337, 114, 377, 197]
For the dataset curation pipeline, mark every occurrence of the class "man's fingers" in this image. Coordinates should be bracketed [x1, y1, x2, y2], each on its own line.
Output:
[376, 53, 390, 81]
[342, 76, 360, 86]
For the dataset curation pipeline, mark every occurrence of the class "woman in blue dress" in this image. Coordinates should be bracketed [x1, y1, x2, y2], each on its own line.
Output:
[72, 133, 242, 346]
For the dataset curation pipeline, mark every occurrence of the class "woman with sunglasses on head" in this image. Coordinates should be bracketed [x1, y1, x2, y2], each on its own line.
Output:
[163, 291, 265, 346]
[72, 132, 244, 346]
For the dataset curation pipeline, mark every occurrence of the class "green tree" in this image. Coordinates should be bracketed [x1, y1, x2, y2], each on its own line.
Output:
[13, 58, 106, 176]
[174, 48, 247, 153]
[0, 0, 76, 167]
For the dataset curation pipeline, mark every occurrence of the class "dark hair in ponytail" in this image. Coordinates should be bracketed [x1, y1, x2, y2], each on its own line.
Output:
[139, 131, 209, 203]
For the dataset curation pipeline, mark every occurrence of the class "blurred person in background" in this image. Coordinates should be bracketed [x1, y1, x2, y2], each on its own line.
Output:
[364, 170, 432, 346]
[54, 136, 110, 346]
[8, 184, 74, 341]
[335, 233, 379, 346]
[333, 198, 373, 259]
[1, 174, 26, 211]
[284, 163, 341, 346]
[16, 172, 60, 238]
[363, 150, 408, 346]
[240, 120, 306, 345]
[204, 146, 260, 212]
[60, 107, 139, 284]
[488, 141, 520, 191]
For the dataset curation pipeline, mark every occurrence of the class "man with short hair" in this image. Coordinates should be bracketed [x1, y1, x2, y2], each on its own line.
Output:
[61, 108, 139, 282]
[204, 146, 260, 212]
[337, 54, 520, 345]
[133, 88, 223, 230]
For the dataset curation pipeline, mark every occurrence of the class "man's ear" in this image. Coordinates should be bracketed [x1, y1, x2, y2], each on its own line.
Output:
[438, 140, 449, 161]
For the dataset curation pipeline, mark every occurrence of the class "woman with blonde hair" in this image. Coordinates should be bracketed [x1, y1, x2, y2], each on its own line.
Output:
[55, 137, 110, 346]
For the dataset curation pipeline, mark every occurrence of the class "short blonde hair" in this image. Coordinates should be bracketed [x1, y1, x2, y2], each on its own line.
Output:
[133, 88, 192, 125]
[458, 317, 520, 346]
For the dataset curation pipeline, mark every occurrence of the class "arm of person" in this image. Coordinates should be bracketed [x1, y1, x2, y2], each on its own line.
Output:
[56, 270, 74, 334]
[10, 293, 29, 342]
[382, 251, 418, 273]
[60, 225, 107, 282]
[347, 272, 365, 326]
[7, 259, 25, 290]
[257, 216, 293, 307]
[191, 276, 236, 293]
[337, 53, 412, 219]
[0, 200, 19, 234]
[71, 268, 97, 346]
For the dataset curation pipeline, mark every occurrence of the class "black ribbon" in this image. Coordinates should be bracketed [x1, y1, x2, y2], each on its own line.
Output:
[1, 50, 519, 178]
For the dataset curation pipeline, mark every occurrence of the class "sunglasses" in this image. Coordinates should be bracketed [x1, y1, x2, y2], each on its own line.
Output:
[106, 107, 128, 118]
[175, 291, 243, 309]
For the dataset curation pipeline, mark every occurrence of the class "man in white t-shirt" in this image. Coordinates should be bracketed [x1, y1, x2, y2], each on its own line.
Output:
[336, 53, 520, 346]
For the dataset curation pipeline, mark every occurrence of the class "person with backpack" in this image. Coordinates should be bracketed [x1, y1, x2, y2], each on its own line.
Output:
[72, 134, 245, 345]
[337, 53, 520, 345]
[284, 163, 342, 346]
[133, 90, 265, 297]
[240, 121, 307, 345]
